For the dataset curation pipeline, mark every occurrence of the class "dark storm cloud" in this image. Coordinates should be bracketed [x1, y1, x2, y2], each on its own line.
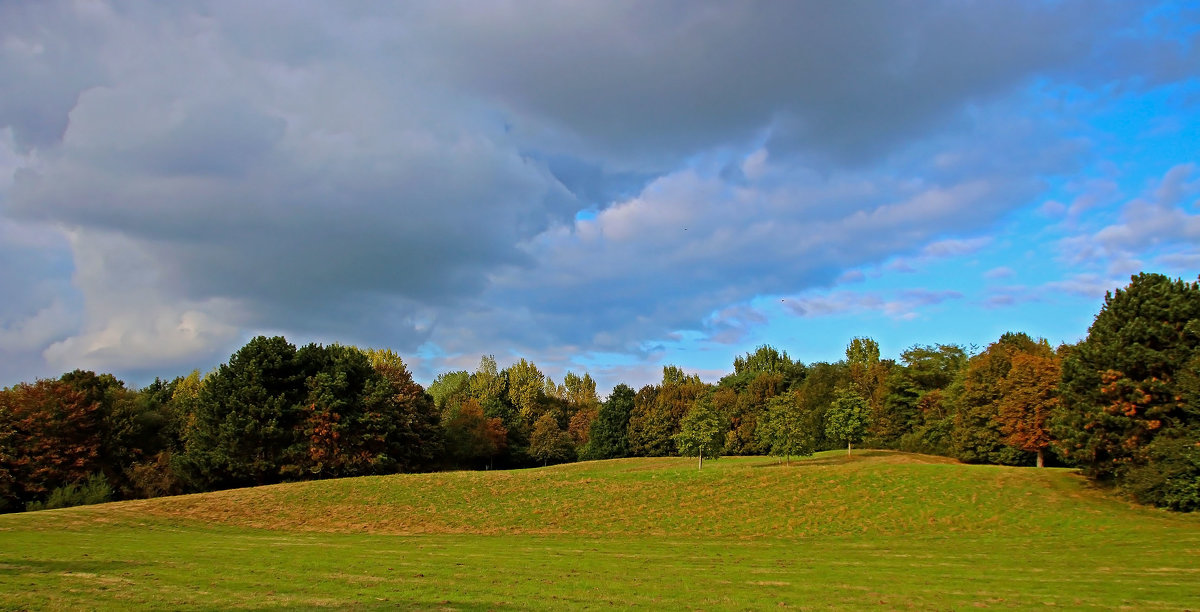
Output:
[415, 0, 1147, 166]
[0, 1, 1194, 382]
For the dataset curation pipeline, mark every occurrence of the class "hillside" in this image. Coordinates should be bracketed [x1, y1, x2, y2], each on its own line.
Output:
[13, 450, 1189, 537]
[2, 451, 1199, 610]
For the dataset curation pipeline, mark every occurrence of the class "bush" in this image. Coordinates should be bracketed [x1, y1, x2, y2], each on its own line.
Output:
[25, 474, 113, 511]
[1122, 436, 1200, 512]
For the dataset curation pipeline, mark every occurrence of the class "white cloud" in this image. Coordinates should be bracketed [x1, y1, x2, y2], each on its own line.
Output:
[1043, 274, 1124, 299]
[1058, 164, 1200, 274]
[984, 266, 1016, 280]
[0, 298, 74, 353]
[784, 288, 962, 321]
[920, 237, 992, 259]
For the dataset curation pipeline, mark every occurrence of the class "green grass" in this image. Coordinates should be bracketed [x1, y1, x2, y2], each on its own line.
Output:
[2, 450, 1198, 610]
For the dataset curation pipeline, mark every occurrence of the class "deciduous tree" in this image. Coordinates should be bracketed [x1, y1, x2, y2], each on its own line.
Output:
[529, 411, 573, 466]
[442, 398, 507, 469]
[0, 379, 103, 507]
[674, 398, 723, 469]
[996, 352, 1061, 467]
[826, 388, 870, 456]
[756, 392, 814, 465]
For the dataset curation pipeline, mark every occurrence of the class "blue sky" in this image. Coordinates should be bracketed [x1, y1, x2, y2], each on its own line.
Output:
[1, 1, 1197, 394]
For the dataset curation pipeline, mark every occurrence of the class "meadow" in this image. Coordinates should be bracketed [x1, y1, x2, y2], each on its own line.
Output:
[2, 450, 1198, 610]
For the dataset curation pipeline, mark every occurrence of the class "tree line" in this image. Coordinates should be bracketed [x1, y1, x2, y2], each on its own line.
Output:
[1, 272, 1197, 512]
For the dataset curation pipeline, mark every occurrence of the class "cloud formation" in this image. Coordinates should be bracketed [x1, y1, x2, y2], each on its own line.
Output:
[0, 1, 1196, 386]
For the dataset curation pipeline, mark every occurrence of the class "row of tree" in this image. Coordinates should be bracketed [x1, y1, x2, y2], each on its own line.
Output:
[1, 273, 1197, 512]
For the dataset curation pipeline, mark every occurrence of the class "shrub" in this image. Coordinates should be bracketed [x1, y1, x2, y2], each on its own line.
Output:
[26, 473, 113, 511]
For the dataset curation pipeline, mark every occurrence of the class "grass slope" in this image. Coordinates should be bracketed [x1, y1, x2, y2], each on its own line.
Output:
[1, 450, 1198, 610]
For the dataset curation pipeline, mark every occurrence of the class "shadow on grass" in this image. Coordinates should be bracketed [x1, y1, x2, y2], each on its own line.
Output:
[0, 558, 146, 576]
[750, 449, 952, 469]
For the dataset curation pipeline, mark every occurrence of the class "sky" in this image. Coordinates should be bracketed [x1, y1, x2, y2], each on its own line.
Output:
[1, 1, 1198, 395]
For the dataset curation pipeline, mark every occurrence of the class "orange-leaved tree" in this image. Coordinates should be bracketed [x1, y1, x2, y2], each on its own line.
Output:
[996, 351, 1061, 468]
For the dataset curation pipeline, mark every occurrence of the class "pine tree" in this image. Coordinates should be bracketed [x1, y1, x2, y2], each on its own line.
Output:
[1055, 273, 1200, 509]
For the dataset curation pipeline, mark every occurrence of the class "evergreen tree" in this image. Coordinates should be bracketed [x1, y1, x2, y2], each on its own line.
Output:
[1055, 273, 1200, 509]
[180, 336, 308, 489]
[585, 384, 634, 459]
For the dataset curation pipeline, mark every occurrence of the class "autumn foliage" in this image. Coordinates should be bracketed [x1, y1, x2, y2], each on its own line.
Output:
[1, 272, 1196, 513]
[996, 352, 1061, 467]
[0, 379, 103, 510]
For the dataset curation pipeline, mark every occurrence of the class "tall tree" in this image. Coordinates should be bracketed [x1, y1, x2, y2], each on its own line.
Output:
[794, 361, 850, 450]
[846, 336, 881, 366]
[180, 336, 308, 489]
[429, 370, 470, 409]
[627, 384, 672, 457]
[952, 333, 1049, 465]
[0, 379, 103, 508]
[996, 351, 1061, 468]
[884, 344, 968, 454]
[469, 356, 506, 404]
[442, 398, 507, 469]
[1055, 273, 1200, 509]
[504, 358, 546, 422]
[362, 347, 444, 472]
[59, 370, 141, 490]
[733, 345, 795, 376]
[0, 407, 16, 512]
[586, 384, 634, 459]
[756, 392, 814, 465]
[563, 371, 599, 407]
[826, 388, 870, 456]
[845, 338, 890, 442]
[529, 411, 573, 466]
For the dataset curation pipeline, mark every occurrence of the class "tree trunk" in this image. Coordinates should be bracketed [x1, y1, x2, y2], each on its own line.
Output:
[847, 441, 852, 457]
[1036, 448, 1044, 468]
[698, 450, 703, 471]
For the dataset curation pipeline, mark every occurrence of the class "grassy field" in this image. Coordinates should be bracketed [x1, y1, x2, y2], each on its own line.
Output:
[1, 450, 1198, 610]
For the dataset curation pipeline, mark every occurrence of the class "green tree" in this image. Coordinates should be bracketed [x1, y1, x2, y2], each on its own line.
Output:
[846, 336, 881, 366]
[794, 361, 850, 450]
[628, 368, 708, 457]
[529, 411, 573, 466]
[733, 345, 795, 376]
[585, 384, 634, 459]
[563, 371, 599, 408]
[429, 370, 470, 409]
[1055, 273, 1200, 509]
[826, 388, 870, 456]
[901, 344, 967, 390]
[674, 398, 723, 470]
[469, 355, 506, 404]
[180, 336, 308, 489]
[756, 392, 814, 465]
[886, 344, 968, 455]
[504, 358, 546, 422]
[627, 384, 671, 456]
[362, 347, 444, 472]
